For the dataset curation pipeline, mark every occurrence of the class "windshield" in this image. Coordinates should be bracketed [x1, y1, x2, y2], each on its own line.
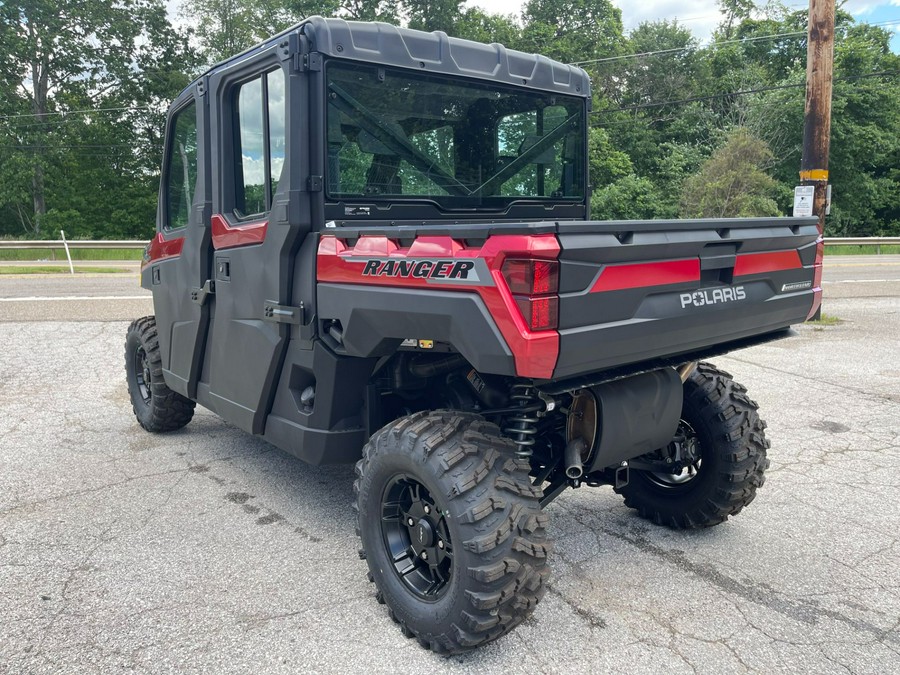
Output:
[325, 62, 586, 210]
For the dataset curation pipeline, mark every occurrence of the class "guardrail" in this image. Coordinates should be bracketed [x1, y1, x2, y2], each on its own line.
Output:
[1, 236, 899, 252]
[825, 237, 900, 253]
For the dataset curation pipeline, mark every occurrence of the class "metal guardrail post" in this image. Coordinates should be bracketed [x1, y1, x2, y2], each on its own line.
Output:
[59, 230, 75, 275]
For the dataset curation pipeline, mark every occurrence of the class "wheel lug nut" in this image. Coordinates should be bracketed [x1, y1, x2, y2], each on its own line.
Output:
[420, 551, 428, 560]
[407, 517, 415, 526]
[437, 540, 444, 549]
[423, 505, 431, 514]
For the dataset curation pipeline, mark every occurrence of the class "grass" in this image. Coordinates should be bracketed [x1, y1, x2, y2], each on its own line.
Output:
[824, 245, 900, 255]
[0, 265, 132, 274]
[807, 312, 843, 327]
[0, 248, 144, 261]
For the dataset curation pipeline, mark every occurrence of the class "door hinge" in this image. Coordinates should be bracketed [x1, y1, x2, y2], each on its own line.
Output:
[264, 301, 304, 325]
[307, 175, 323, 192]
[191, 280, 215, 305]
[303, 52, 322, 71]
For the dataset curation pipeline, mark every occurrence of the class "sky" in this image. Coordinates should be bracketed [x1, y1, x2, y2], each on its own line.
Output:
[478, 0, 900, 52]
[166, 1, 900, 53]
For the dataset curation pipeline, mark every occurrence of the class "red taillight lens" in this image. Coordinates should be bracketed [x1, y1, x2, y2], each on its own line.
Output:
[531, 260, 557, 294]
[502, 258, 560, 332]
[515, 296, 559, 331]
[501, 259, 559, 295]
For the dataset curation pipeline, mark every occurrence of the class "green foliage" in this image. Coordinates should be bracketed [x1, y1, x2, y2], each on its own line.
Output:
[591, 174, 667, 220]
[0, 0, 196, 237]
[454, 9, 522, 48]
[0, 265, 132, 274]
[681, 128, 780, 218]
[0, 248, 145, 261]
[824, 245, 900, 255]
[183, 0, 343, 65]
[521, 0, 623, 64]
[0, 0, 897, 241]
[588, 127, 632, 187]
[405, 0, 463, 34]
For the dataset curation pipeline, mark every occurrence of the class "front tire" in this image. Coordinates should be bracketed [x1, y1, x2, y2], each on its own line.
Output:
[125, 316, 195, 432]
[616, 362, 770, 529]
[355, 411, 550, 654]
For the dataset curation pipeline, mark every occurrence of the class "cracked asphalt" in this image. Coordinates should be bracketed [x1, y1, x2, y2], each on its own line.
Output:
[1, 266, 899, 673]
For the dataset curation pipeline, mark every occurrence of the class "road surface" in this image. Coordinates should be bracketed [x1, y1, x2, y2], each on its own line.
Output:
[0, 257, 898, 673]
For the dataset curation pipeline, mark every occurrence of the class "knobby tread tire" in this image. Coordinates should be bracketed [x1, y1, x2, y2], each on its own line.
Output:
[354, 410, 550, 655]
[616, 362, 770, 529]
[125, 316, 195, 433]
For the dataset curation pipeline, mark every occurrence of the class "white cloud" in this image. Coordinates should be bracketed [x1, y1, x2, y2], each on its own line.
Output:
[165, 1, 898, 60]
[464, 0, 899, 44]
[839, 0, 886, 15]
[613, 0, 722, 41]
[241, 154, 266, 185]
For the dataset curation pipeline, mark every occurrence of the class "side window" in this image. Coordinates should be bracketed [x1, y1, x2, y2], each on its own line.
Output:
[267, 70, 286, 197]
[234, 68, 286, 219]
[164, 102, 198, 230]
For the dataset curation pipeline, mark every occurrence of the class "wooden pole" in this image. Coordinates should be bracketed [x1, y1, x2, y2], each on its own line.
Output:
[800, 0, 835, 321]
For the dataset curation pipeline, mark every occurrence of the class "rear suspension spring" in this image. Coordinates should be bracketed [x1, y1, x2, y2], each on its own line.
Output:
[503, 384, 541, 461]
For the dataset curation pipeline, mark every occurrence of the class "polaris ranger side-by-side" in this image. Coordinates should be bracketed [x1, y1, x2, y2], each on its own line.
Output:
[126, 17, 822, 654]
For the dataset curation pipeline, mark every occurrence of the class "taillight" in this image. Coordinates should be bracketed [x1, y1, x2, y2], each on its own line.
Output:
[501, 259, 559, 295]
[501, 258, 560, 331]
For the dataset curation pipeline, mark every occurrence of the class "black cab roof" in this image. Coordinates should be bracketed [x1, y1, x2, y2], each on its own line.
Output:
[188, 16, 591, 100]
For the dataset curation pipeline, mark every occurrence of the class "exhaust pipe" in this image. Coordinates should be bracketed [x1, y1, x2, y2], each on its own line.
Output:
[564, 438, 587, 479]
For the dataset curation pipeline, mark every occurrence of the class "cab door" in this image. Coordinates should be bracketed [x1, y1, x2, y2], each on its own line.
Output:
[149, 82, 213, 399]
[199, 41, 310, 435]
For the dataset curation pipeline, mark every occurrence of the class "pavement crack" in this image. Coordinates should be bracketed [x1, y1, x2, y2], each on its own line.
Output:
[545, 582, 606, 630]
[725, 354, 900, 406]
[558, 503, 900, 648]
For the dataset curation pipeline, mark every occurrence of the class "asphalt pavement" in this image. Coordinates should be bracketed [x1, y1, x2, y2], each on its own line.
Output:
[0, 258, 898, 673]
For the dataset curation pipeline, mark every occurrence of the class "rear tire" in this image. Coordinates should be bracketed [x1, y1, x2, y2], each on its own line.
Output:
[354, 410, 550, 654]
[616, 362, 770, 529]
[125, 316, 195, 432]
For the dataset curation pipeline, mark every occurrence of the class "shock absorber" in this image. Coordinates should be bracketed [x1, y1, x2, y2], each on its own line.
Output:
[503, 383, 541, 461]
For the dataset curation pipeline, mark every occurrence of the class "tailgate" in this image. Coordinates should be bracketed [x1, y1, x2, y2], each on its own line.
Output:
[553, 217, 821, 379]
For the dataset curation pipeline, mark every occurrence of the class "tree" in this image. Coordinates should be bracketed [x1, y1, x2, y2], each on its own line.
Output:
[620, 20, 703, 112]
[521, 0, 623, 65]
[681, 128, 780, 218]
[717, 0, 755, 40]
[591, 174, 667, 220]
[403, 0, 463, 34]
[0, 1, 195, 237]
[340, 0, 400, 23]
[453, 9, 522, 48]
[182, 0, 342, 65]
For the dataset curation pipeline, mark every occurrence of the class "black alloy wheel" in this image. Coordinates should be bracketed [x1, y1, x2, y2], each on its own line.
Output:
[381, 474, 453, 599]
[644, 420, 702, 488]
[133, 345, 152, 405]
[125, 316, 195, 433]
[355, 410, 550, 654]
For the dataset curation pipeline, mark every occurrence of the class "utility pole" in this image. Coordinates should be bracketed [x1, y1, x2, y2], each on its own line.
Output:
[800, 0, 835, 320]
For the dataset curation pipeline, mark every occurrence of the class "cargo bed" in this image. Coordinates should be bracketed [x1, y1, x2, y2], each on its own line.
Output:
[551, 216, 822, 379]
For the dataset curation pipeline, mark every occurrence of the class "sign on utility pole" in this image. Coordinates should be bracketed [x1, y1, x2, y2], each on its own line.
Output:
[799, 0, 835, 320]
